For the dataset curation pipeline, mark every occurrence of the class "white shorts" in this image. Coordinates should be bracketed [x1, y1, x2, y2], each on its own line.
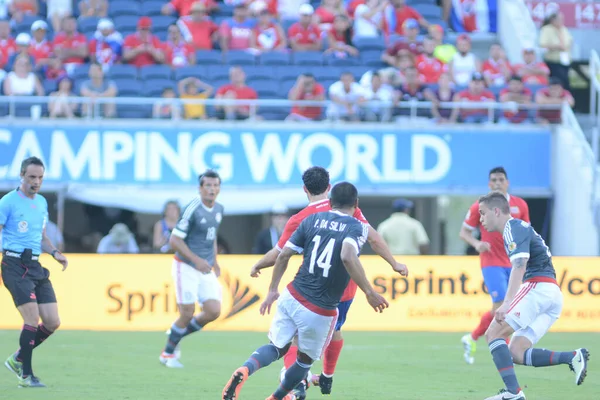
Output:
[268, 288, 338, 361]
[171, 259, 222, 305]
[505, 281, 563, 345]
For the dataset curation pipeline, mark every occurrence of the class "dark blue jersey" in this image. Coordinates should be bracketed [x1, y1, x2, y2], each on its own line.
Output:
[286, 210, 369, 310]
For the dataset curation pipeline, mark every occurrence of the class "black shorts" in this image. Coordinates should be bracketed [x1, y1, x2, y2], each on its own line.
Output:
[1, 256, 57, 307]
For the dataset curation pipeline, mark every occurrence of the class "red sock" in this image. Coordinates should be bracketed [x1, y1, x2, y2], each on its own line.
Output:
[322, 339, 344, 377]
[283, 345, 298, 369]
[471, 311, 494, 341]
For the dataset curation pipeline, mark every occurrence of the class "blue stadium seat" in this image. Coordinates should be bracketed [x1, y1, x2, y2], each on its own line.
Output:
[489, 86, 502, 98]
[139, 65, 172, 80]
[72, 64, 91, 81]
[174, 66, 208, 81]
[361, 50, 386, 68]
[293, 51, 324, 66]
[151, 16, 177, 31]
[281, 19, 298, 34]
[115, 79, 143, 96]
[211, 78, 229, 89]
[154, 28, 168, 41]
[143, 78, 175, 96]
[416, 4, 442, 19]
[207, 65, 230, 80]
[118, 105, 152, 118]
[120, 27, 137, 37]
[13, 15, 39, 33]
[276, 66, 305, 81]
[113, 15, 138, 31]
[79, 17, 100, 35]
[214, 3, 235, 17]
[242, 66, 272, 80]
[196, 50, 223, 65]
[260, 52, 291, 66]
[321, 79, 336, 90]
[108, 64, 138, 80]
[525, 84, 545, 95]
[109, 2, 142, 17]
[225, 51, 256, 66]
[251, 81, 280, 97]
[213, 16, 228, 26]
[346, 66, 370, 80]
[307, 67, 341, 81]
[141, 0, 165, 16]
[353, 36, 386, 52]
[280, 79, 296, 95]
[328, 56, 359, 67]
[247, 77, 276, 88]
[43, 80, 59, 94]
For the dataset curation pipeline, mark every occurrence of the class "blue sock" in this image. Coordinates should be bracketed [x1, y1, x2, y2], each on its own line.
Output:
[242, 344, 281, 376]
[272, 360, 311, 400]
[489, 338, 521, 394]
[524, 348, 575, 367]
[182, 319, 203, 338]
[164, 323, 187, 355]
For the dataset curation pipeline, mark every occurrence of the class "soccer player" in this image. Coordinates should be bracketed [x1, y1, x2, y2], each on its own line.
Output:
[250, 166, 407, 395]
[459, 167, 529, 364]
[222, 182, 389, 400]
[478, 192, 589, 400]
[159, 170, 224, 368]
[1, 157, 69, 388]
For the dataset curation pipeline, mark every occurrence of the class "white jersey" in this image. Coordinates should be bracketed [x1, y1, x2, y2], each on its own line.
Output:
[451, 52, 478, 85]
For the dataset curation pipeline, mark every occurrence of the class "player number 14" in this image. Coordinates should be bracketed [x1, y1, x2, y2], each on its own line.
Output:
[309, 235, 335, 277]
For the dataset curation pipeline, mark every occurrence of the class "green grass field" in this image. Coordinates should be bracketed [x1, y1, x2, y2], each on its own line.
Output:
[0, 331, 596, 400]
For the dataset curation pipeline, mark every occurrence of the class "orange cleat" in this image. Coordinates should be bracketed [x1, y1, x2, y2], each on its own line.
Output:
[222, 366, 249, 400]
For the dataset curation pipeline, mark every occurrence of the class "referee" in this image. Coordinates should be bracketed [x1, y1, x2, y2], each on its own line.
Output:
[0, 157, 68, 388]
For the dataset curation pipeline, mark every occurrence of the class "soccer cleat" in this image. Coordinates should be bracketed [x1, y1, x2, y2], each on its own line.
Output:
[461, 333, 476, 364]
[484, 388, 526, 400]
[18, 375, 46, 388]
[292, 380, 307, 400]
[569, 348, 590, 386]
[159, 352, 184, 368]
[222, 366, 249, 400]
[318, 374, 333, 395]
[165, 328, 182, 359]
[4, 353, 22, 377]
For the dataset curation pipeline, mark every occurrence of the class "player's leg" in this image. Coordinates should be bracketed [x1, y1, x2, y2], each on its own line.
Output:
[484, 320, 524, 400]
[270, 351, 314, 400]
[189, 269, 223, 328]
[282, 337, 299, 370]
[33, 278, 61, 348]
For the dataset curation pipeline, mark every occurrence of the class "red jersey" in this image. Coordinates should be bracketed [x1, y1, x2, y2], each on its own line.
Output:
[53, 32, 87, 64]
[178, 17, 218, 50]
[456, 89, 496, 118]
[29, 40, 53, 64]
[254, 23, 283, 50]
[482, 58, 512, 86]
[416, 54, 446, 83]
[288, 23, 321, 46]
[216, 84, 258, 113]
[291, 83, 325, 120]
[464, 195, 530, 268]
[500, 87, 532, 123]
[0, 38, 17, 68]
[386, 40, 423, 57]
[170, 0, 217, 16]
[347, 0, 365, 17]
[328, 28, 347, 45]
[164, 41, 195, 67]
[276, 199, 369, 302]
[513, 61, 550, 85]
[536, 87, 573, 124]
[123, 33, 163, 67]
[383, 5, 422, 35]
[315, 7, 336, 24]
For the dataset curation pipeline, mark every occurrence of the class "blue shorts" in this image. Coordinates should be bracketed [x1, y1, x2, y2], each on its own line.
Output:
[482, 266, 512, 303]
[335, 299, 354, 331]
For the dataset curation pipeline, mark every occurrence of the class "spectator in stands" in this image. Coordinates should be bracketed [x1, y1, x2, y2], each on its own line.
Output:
[219, 3, 254, 52]
[89, 18, 123, 72]
[153, 200, 181, 253]
[123, 17, 165, 67]
[247, 0, 278, 19]
[3, 55, 44, 96]
[215, 66, 258, 120]
[250, 8, 287, 53]
[0, 20, 16, 70]
[165, 24, 196, 67]
[482, 43, 512, 87]
[8, 0, 37, 24]
[153, 87, 182, 119]
[78, 0, 108, 18]
[327, 71, 367, 121]
[97, 223, 139, 254]
[448, 34, 479, 86]
[535, 76, 574, 124]
[162, 0, 218, 17]
[325, 15, 358, 59]
[288, 4, 322, 52]
[53, 16, 88, 74]
[315, 0, 347, 32]
[381, 19, 422, 66]
[278, 0, 309, 20]
[514, 47, 550, 85]
[363, 72, 394, 122]
[6, 33, 35, 72]
[382, 0, 428, 38]
[49, 77, 78, 119]
[499, 75, 533, 124]
[377, 198, 429, 255]
[178, 77, 213, 119]
[394, 66, 427, 118]
[252, 203, 289, 254]
[450, 72, 495, 123]
[80, 63, 118, 118]
[539, 11, 572, 90]
[427, 72, 454, 123]
[47, 0, 73, 33]
[286, 73, 325, 121]
[416, 36, 445, 84]
[352, 0, 386, 40]
[429, 24, 456, 64]
[177, 2, 218, 50]
[44, 57, 67, 80]
[30, 20, 53, 71]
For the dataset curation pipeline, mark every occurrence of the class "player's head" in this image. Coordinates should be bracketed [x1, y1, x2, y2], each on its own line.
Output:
[329, 182, 358, 214]
[198, 170, 221, 205]
[302, 166, 331, 198]
[478, 191, 510, 232]
[488, 166, 509, 194]
[20, 156, 45, 195]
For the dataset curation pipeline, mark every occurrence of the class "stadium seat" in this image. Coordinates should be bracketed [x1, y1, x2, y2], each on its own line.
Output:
[116, 79, 143, 96]
[107, 64, 138, 80]
[213, 16, 228, 26]
[307, 67, 341, 81]
[293, 51, 324, 66]
[174, 66, 208, 81]
[214, 3, 236, 17]
[72, 64, 91, 81]
[353, 36, 386, 52]
[154, 29, 168, 41]
[526, 84, 545, 95]
[113, 15, 138, 31]
[141, 0, 165, 16]
[280, 79, 296, 95]
[118, 105, 152, 118]
[211, 78, 229, 89]
[43, 80, 59, 94]
[139, 65, 172, 80]
[13, 15, 39, 33]
[346, 66, 371, 80]
[225, 51, 256, 65]
[361, 50, 386, 67]
[151, 16, 177, 31]
[242, 66, 272, 80]
[143, 79, 175, 97]
[281, 19, 298, 34]
[120, 27, 137, 37]
[259, 52, 291, 66]
[79, 17, 101, 35]
[252, 81, 280, 97]
[207, 65, 231, 81]
[196, 50, 223, 65]
[276, 66, 305, 81]
[417, 4, 442, 19]
[328, 56, 360, 67]
[247, 76, 276, 88]
[109, 2, 142, 17]
[321, 79, 336, 90]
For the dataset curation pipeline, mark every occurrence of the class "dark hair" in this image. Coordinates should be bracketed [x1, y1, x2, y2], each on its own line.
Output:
[303, 73, 315, 79]
[198, 170, 221, 186]
[478, 191, 510, 214]
[372, 72, 381, 78]
[20, 157, 44, 175]
[489, 166, 507, 179]
[542, 12, 558, 27]
[302, 166, 330, 196]
[330, 182, 358, 209]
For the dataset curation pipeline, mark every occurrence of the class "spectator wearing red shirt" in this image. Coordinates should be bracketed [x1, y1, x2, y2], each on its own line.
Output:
[514, 47, 550, 85]
[53, 17, 88, 72]
[416, 36, 445, 84]
[5, 33, 35, 72]
[482, 43, 512, 87]
[123, 17, 165, 67]
[325, 15, 358, 58]
[0, 20, 16, 69]
[162, 0, 218, 16]
[288, 4, 322, 52]
[382, 19, 422, 66]
[177, 2, 218, 50]
[286, 73, 325, 121]
[89, 18, 123, 71]
[382, 0, 428, 37]
[315, 0, 347, 31]
[164, 24, 195, 67]
[29, 20, 53, 69]
[450, 72, 496, 123]
[535, 77, 574, 124]
[347, 0, 365, 18]
[219, 3, 255, 51]
[499, 75, 533, 124]
[250, 9, 287, 52]
[215, 66, 259, 120]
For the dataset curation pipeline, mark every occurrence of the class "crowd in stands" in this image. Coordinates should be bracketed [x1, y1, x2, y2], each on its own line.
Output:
[0, 0, 572, 122]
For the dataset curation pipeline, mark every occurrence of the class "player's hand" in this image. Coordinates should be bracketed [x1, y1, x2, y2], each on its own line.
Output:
[259, 290, 279, 315]
[250, 264, 262, 278]
[193, 257, 211, 274]
[392, 262, 409, 276]
[475, 241, 491, 253]
[495, 302, 510, 323]
[366, 290, 389, 313]
[54, 252, 68, 271]
[213, 263, 221, 278]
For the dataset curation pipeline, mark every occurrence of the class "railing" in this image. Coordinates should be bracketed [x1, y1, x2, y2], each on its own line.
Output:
[590, 49, 600, 130]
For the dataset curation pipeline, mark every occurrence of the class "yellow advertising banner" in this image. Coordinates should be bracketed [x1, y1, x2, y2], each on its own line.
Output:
[0, 255, 598, 332]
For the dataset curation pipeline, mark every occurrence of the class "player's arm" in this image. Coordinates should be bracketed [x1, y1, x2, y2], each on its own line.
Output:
[366, 225, 408, 276]
[459, 204, 490, 253]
